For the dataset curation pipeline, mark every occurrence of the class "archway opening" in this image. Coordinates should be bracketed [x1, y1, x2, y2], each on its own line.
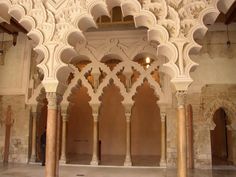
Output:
[98, 82, 126, 166]
[131, 81, 161, 166]
[67, 86, 93, 164]
[210, 108, 233, 166]
[36, 98, 47, 163]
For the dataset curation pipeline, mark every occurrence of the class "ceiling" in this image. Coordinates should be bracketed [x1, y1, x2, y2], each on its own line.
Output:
[0, 2, 235, 37]
[216, 1, 236, 24]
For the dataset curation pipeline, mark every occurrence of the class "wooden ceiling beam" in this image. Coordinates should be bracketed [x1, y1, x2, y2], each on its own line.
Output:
[0, 24, 12, 34]
[225, 1, 236, 24]
[10, 18, 27, 33]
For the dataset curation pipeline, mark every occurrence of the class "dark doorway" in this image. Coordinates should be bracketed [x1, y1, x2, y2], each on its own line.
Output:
[210, 108, 233, 165]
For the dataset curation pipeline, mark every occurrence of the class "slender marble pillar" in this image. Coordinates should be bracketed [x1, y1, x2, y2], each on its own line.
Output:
[60, 113, 68, 164]
[176, 91, 187, 177]
[159, 112, 166, 167]
[45, 92, 58, 177]
[124, 112, 132, 166]
[55, 107, 61, 177]
[90, 112, 99, 165]
[30, 111, 37, 162]
[187, 104, 193, 169]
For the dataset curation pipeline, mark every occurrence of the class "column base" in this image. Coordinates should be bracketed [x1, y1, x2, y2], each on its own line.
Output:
[59, 159, 67, 164]
[29, 155, 36, 163]
[90, 156, 99, 166]
[159, 159, 167, 167]
[124, 156, 132, 166]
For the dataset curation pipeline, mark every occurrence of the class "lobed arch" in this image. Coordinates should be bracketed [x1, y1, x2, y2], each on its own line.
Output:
[62, 53, 168, 107]
[204, 98, 236, 131]
[1, 0, 234, 92]
[62, 0, 177, 79]
[0, 1, 47, 58]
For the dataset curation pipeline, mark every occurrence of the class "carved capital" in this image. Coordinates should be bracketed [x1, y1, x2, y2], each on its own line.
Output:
[93, 113, 98, 122]
[46, 92, 58, 110]
[176, 91, 187, 108]
[125, 113, 131, 122]
[91, 103, 100, 114]
[61, 113, 68, 122]
[160, 112, 166, 122]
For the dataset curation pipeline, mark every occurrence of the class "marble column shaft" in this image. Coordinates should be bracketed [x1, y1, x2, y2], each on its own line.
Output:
[187, 105, 193, 169]
[90, 113, 99, 165]
[60, 113, 68, 163]
[55, 108, 61, 177]
[176, 91, 187, 177]
[124, 112, 132, 166]
[160, 112, 166, 167]
[45, 92, 58, 177]
[30, 112, 37, 162]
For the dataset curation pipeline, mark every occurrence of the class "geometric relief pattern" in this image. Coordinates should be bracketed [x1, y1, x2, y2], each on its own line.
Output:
[1, 0, 225, 92]
[63, 31, 170, 106]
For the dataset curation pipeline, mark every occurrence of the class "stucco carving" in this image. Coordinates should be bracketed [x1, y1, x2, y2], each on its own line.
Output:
[0, 0, 232, 92]
[62, 31, 171, 106]
[203, 98, 236, 130]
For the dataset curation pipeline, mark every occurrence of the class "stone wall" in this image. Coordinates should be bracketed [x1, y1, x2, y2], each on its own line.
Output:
[166, 29, 236, 168]
[0, 95, 30, 163]
[0, 33, 31, 96]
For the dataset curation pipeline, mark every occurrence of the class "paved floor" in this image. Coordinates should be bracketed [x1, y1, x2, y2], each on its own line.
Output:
[0, 164, 236, 177]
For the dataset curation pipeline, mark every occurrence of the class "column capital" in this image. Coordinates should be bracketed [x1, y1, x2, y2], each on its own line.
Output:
[92, 113, 98, 122]
[46, 92, 61, 110]
[61, 113, 68, 122]
[176, 90, 187, 107]
[124, 104, 132, 122]
[160, 112, 166, 122]
[124, 103, 133, 113]
[91, 103, 100, 114]
[125, 113, 131, 122]
[30, 105, 37, 113]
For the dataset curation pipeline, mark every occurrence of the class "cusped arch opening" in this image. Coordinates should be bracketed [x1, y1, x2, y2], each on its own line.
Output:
[71, 55, 92, 72]
[101, 54, 123, 71]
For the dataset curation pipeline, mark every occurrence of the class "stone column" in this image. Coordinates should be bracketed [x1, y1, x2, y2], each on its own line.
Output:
[30, 110, 37, 162]
[124, 112, 132, 166]
[176, 91, 187, 177]
[56, 107, 61, 177]
[90, 104, 99, 165]
[187, 104, 193, 169]
[60, 113, 68, 164]
[45, 92, 58, 177]
[124, 104, 132, 166]
[159, 112, 167, 167]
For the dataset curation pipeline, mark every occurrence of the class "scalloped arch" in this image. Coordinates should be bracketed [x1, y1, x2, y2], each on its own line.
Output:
[75, 13, 97, 32]
[64, 28, 85, 47]
[88, 0, 110, 20]
[204, 99, 236, 131]
[0, 0, 44, 46]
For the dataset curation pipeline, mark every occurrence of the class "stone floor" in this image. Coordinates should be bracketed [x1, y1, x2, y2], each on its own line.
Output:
[0, 163, 236, 177]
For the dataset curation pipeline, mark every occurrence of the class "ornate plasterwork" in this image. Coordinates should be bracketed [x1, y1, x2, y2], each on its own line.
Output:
[62, 31, 172, 106]
[0, 0, 232, 92]
[203, 98, 236, 130]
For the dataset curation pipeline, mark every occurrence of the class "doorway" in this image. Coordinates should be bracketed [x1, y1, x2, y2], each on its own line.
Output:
[210, 108, 233, 166]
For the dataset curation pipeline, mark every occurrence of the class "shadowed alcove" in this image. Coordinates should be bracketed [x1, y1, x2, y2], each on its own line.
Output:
[131, 81, 161, 166]
[67, 86, 93, 164]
